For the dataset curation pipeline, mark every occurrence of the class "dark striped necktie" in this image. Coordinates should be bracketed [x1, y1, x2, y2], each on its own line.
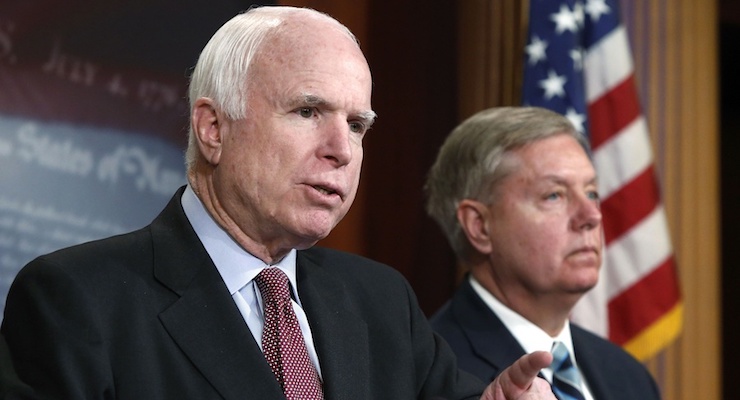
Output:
[550, 341, 586, 400]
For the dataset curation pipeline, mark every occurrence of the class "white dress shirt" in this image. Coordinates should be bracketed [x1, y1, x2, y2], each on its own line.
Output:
[469, 275, 594, 400]
[181, 185, 322, 377]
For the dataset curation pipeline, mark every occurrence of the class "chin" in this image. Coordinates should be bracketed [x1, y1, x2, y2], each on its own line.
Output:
[295, 226, 336, 248]
[576, 277, 599, 293]
[296, 210, 341, 234]
[579, 282, 598, 294]
[567, 269, 599, 292]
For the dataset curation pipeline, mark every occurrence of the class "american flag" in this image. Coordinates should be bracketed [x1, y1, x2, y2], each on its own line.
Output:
[521, 0, 682, 361]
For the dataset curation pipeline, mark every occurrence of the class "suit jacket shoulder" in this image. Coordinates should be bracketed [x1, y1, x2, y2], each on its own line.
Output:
[2, 188, 283, 400]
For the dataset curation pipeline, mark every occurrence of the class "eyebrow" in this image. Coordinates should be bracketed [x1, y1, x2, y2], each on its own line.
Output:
[540, 174, 599, 186]
[357, 110, 378, 129]
[300, 93, 377, 128]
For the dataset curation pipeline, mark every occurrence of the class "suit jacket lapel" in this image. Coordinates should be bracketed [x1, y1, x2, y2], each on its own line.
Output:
[571, 328, 609, 400]
[151, 189, 284, 400]
[452, 278, 527, 378]
[296, 251, 370, 400]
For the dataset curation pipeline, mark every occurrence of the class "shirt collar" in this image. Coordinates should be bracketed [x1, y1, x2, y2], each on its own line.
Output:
[468, 274, 576, 357]
[181, 184, 299, 296]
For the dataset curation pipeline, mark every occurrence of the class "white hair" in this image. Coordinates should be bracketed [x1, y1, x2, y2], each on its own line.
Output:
[184, 6, 359, 170]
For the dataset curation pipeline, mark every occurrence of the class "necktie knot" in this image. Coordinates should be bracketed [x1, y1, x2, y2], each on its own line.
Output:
[550, 341, 586, 400]
[255, 267, 292, 305]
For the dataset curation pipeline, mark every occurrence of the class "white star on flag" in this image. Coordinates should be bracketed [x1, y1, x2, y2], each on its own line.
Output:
[550, 4, 579, 34]
[538, 70, 567, 99]
[565, 107, 586, 133]
[526, 35, 549, 65]
[586, 0, 611, 22]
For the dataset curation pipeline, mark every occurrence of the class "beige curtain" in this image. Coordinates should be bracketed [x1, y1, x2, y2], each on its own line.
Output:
[457, 1, 721, 399]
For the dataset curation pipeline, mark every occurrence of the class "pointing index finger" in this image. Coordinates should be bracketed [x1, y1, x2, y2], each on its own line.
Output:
[508, 351, 553, 389]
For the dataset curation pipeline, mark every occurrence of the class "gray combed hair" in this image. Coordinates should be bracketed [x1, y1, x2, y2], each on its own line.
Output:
[424, 106, 590, 259]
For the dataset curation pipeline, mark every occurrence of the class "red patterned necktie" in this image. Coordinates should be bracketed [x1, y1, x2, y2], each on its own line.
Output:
[254, 267, 324, 399]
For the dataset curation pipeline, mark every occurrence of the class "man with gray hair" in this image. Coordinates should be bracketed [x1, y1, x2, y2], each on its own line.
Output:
[1, 7, 556, 400]
[427, 107, 661, 399]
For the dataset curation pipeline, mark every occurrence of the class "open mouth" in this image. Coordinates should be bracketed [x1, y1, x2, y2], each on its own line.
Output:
[313, 185, 339, 197]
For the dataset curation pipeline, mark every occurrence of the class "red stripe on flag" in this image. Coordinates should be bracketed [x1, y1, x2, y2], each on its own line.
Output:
[600, 165, 661, 245]
[607, 257, 682, 345]
[588, 75, 642, 151]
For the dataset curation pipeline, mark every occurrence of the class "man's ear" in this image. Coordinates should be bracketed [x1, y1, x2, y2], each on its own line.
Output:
[191, 98, 223, 166]
[457, 199, 493, 255]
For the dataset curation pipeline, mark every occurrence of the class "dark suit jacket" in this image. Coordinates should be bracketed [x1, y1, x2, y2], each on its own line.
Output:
[0, 188, 484, 400]
[429, 277, 661, 400]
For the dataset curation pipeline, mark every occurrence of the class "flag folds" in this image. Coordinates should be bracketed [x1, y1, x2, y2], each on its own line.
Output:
[521, 0, 682, 361]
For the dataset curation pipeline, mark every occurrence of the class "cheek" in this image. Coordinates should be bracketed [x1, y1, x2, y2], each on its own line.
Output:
[514, 219, 566, 259]
[351, 156, 363, 180]
[347, 147, 364, 181]
[352, 143, 364, 166]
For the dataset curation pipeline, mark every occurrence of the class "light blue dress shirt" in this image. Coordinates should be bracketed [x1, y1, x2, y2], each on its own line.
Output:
[181, 185, 322, 377]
